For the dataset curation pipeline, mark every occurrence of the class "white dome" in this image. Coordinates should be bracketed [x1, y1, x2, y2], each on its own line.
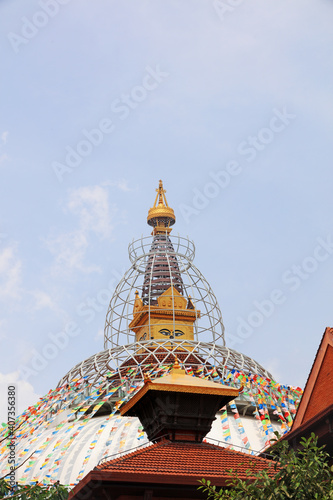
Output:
[0, 368, 297, 487]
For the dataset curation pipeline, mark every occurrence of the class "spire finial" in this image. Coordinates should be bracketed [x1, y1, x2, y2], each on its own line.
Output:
[147, 180, 176, 234]
[156, 180, 168, 206]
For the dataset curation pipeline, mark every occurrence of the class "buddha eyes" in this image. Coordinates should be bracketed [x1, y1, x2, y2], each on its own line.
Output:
[159, 329, 184, 338]
[159, 329, 170, 336]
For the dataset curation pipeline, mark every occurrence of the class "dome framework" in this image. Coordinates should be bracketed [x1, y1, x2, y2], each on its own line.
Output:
[0, 181, 301, 489]
[58, 339, 273, 388]
[104, 233, 225, 350]
[62, 181, 273, 387]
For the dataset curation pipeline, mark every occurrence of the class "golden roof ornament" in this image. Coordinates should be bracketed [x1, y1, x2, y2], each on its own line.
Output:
[173, 356, 181, 371]
[147, 180, 176, 235]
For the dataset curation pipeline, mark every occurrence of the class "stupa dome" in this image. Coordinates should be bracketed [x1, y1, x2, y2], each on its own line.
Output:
[61, 180, 272, 387]
[0, 182, 302, 488]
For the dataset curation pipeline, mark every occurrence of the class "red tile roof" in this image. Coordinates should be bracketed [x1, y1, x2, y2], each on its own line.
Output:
[96, 440, 275, 479]
[69, 440, 276, 499]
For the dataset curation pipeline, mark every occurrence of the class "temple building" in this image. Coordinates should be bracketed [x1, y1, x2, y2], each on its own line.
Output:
[0, 182, 302, 488]
[281, 327, 333, 458]
[69, 360, 276, 500]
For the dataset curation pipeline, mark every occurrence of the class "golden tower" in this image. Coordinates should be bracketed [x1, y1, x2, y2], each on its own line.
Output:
[129, 181, 200, 350]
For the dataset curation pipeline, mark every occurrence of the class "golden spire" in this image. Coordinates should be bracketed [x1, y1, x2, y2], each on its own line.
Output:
[154, 179, 168, 207]
[147, 180, 176, 235]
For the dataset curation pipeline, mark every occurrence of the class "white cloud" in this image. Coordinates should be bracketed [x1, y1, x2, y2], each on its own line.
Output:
[46, 230, 100, 275]
[0, 245, 22, 301]
[0, 153, 8, 165]
[94, 328, 104, 341]
[0, 131, 9, 166]
[0, 243, 64, 318]
[45, 184, 117, 275]
[29, 290, 61, 313]
[0, 371, 41, 426]
[102, 179, 135, 193]
[0, 319, 7, 341]
[264, 357, 282, 383]
[67, 185, 115, 239]
[1, 131, 8, 145]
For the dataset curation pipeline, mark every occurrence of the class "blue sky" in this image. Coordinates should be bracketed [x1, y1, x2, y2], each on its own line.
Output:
[0, 0, 333, 422]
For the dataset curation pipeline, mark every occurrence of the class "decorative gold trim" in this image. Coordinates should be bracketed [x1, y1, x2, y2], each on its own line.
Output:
[121, 383, 238, 415]
[147, 180, 176, 229]
[129, 308, 199, 329]
[120, 367, 239, 416]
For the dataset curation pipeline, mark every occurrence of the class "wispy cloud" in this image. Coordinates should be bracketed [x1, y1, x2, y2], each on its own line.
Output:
[102, 179, 135, 193]
[0, 242, 65, 319]
[45, 184, 118, 275]
[263, 357, 282, 384]
[67, 185, 116, 239]
[0, 371, 41, 425]
[46, 230, 98, 275]
[1, 131, 8, 145]
[0, 154, 8, 165]
[94, 328, 104, 341]
[0, 319, 7, 341]
[0, 131, 9, 166]
[29, 289, 62, 313]
[0, 244, 22, 301]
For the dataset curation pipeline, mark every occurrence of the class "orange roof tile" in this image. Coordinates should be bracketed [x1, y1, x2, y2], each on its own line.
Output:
[69, 441, 276, 499]
[97, 440, 275, 479]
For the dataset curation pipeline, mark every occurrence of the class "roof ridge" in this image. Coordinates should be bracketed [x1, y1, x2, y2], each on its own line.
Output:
[97, 440, 220, 469]
[97, 439, 273, 471]
[292, 327, 333, 429]
[97, 440, 163, 468]
[219, 446, 272, 463]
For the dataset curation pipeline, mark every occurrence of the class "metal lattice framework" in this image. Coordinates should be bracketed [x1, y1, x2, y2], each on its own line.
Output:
[58, 339, 273, 388]
[59, 230, 274, 389]
[104, 234, 225, 349]
[14, 183, 297, 489]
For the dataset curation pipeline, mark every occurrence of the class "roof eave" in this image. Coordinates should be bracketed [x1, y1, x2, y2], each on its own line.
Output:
[120, 382, 238, 416]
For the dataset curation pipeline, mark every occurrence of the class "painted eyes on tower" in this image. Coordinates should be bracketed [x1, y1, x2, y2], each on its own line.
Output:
[139, 333, 147, 341]
[159, 329, 184, 338]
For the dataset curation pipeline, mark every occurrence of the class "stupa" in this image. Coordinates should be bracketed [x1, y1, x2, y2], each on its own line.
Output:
[0, 181, 302, 488]
[61, 180, 272, 385]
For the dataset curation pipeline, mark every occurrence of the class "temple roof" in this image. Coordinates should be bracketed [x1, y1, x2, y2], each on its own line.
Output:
[268, 327, 333, 458]
[68, 441, 276, 499]
[292, 327, 333, 430]
[96, 440, 274, 478]
[120, 361, 239, 416]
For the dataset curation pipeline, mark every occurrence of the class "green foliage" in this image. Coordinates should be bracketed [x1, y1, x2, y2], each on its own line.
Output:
[198, 433, 333, 500]
[0, 479, 69, 499]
